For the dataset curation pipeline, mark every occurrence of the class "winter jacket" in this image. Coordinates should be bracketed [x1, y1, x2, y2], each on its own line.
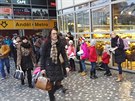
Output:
[0, 44, 10, 59]
[102, 52, 110, 64]
[80, 42, 89, 60]
[40, 39, 69, 82]
[89, 46, 97, 62]
[111, 35, 126, 63]
[67, 45, 75, 58]
[17, 43, 36, 70]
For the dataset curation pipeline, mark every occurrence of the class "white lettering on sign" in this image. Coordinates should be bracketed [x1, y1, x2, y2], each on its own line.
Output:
[17, 0, 26, 4]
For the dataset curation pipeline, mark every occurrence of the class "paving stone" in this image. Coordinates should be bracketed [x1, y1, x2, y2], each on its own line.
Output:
[0, 59, 135, 101]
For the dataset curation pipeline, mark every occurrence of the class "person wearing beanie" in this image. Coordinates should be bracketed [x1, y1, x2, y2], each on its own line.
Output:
[67, 40, 76, 71]
[102, 44, 112, 76]
[89, 39, 98, 79]
[79, 37, 89, 76]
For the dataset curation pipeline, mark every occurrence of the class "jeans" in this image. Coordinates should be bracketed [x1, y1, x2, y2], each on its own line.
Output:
[90, 62, 96, 73]
[117, 63, 122, 74]
[81, 60, 86, 72]
[79, 60, 83, 72]
[0, 58, 10, 78]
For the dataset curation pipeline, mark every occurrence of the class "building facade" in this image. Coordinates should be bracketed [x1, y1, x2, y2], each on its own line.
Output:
[0, 0, 57, 36]
[56, 0, 135, 71]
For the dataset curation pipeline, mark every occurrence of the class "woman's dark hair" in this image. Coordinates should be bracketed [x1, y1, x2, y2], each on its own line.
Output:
[48, 27, 58, 39]
[67, 32, 71, 36]
[21, 36, 28, 41]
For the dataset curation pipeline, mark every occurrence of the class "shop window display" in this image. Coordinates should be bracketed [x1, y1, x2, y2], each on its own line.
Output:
[58, 16, 63, 32]
[63, 14, 74, 33]
[91, 5, 110, 32]
[76, 10, 90, 33]
[112, 0, 135, 31]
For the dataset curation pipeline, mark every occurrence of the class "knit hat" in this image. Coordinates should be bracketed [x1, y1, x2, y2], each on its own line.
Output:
[90, 39, 96, 46]
[79, 37, 85, 43]
[69, 40, 73, 45]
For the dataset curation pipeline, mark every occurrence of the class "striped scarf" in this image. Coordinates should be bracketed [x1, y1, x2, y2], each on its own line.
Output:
[50, 40, 58, 64]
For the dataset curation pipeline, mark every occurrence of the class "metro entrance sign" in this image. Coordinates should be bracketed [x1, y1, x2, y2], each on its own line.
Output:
[0, 20, 56, 30]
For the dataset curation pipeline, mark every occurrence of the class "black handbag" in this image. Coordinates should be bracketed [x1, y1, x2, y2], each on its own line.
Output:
[14, 66, 25, 80]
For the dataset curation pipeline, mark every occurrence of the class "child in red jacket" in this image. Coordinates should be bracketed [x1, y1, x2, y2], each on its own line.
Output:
[89, 39, 98, 79]
[102, 44, 112, 76]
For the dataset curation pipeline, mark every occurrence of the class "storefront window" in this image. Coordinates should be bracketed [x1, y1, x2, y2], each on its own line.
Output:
[58, 16, 63, 32]
[62, 0, 73, 9]
[13, 8, 31, 16]
[112, 0, 135, 31]
[0, 6, 13, 19]
[32, 8, 48, 19]
[31, 0, 46, 5]
[0, 0, 11, 3]
[63, 14, 74, 33]
[76, 10, 90, 32]
[92, 5, 110, 32]
[63, 7, 74, 14]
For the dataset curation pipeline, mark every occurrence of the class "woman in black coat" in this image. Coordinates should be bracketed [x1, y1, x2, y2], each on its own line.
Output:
[40, 27, 69, 101]
[110, 32, 126, 82]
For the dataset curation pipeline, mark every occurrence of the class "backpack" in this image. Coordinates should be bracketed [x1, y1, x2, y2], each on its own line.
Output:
[117, 38, 129, 50]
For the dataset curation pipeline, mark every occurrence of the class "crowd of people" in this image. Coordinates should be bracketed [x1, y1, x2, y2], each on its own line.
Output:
[0, 28, 126, 101]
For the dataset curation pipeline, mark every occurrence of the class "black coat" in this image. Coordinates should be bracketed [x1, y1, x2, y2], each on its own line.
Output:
[40, 39, 69, 82]
[111, 35, 126, 64]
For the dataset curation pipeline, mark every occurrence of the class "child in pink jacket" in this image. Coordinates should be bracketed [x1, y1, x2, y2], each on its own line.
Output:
[67, 40, 76, 71]
[78, 37, 89, 76]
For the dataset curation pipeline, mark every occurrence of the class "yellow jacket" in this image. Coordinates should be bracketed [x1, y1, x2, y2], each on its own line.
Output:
[0, 44, 10, 59]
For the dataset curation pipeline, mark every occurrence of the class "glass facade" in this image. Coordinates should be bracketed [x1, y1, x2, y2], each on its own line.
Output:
[92, 5, 110, 32]
[57, 0, 135, 71]
[112, 1, 135, 31]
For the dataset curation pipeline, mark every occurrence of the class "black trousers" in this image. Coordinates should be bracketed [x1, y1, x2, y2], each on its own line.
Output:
[103, 63, 111, 74]
[21, 69, 32, 86]
[48, 81, 62, 101]
[69, 58, 76, 71]
[61, 63, 67, 76]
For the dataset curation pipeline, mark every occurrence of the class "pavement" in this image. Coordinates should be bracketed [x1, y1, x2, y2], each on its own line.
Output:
[0, 59, 135, 101]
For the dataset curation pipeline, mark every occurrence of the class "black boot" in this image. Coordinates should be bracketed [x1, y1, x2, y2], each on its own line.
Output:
[21, 79, 25, 85]
[90, 71, 94, 79]
[48, 90, 56, 101]
[93, 70, 98, 79]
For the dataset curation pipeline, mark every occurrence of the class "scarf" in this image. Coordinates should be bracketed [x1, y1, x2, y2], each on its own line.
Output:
[50, 40, 58, 64]
[21, 42, 31, 49]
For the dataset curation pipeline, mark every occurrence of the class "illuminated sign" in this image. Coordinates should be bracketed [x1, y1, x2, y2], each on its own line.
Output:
[17, 0, 26, 4]
[0, 20, 56, 30]
[50, 2, 56, 7]
[13, 8, 31, 16]
[0, 7, 12, 14]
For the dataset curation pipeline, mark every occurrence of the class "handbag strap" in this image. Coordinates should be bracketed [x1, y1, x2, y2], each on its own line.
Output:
[17, 65, 23, 71]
